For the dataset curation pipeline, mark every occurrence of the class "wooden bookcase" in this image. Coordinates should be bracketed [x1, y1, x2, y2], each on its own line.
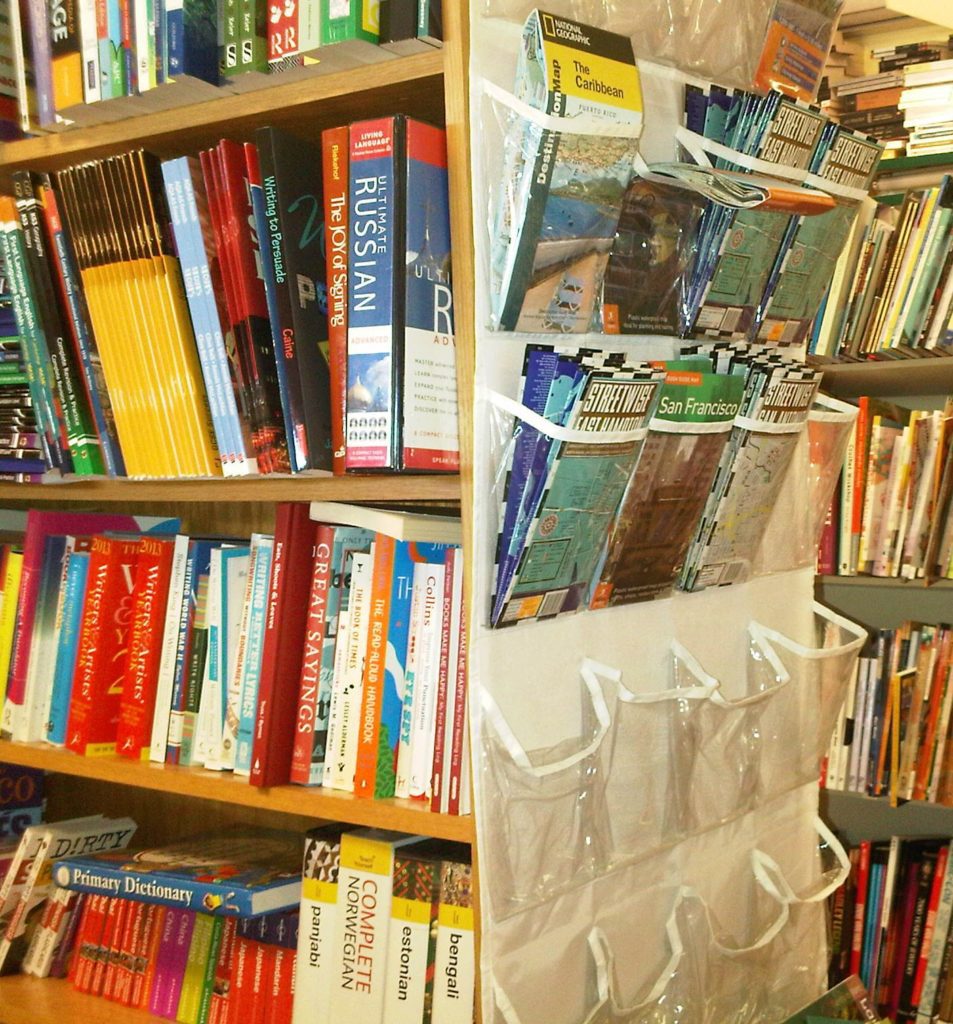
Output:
[0, 3, 478, 1021]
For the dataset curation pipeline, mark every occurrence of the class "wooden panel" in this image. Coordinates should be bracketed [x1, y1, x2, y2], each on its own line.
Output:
[0, 474, 461, 505]
[0, 741, 474, 843]
[0, 977, 149, 1024]
[0, 52, 445, 177]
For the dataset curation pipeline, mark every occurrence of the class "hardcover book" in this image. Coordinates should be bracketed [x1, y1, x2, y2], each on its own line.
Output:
[53, 829, 304, 918]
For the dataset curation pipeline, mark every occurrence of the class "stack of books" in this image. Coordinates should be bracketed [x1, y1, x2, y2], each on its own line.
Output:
[827, 72, 908, 154]
[0, 117, 458, 479]
[900, 60, 953, 159]
[824, 620, 953, 806]
[829, 835, 953, 1024]
[821, 397, 953, 581]
[0, 0, 444, 136]
[810, 177, 953, 358]
[0, 501, 469, 811]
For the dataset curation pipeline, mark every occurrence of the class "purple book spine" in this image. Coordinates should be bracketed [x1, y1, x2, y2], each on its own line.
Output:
[161, 908, 196, 1019]
[149, 907, 188, 1017]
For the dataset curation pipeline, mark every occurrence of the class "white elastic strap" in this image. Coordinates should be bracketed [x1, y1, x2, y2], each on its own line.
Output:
[733, 414, 806, 435]
[676, 126, 808, 183]
[589, 890, 685, 1013]
[705, 886, 790, 957]
[753, 601, 868, 661]
[752, 816, 851, 906]
[802, 171, 869, 203]
[648, 416, 735, 435]
[632, 151, 695, 191]
[482, 78, 643, 139]
[480, 658, 612, 777]
[810, 393, 859, 423]
[618, 641, 718, 704]
[488, 389, 650, 445]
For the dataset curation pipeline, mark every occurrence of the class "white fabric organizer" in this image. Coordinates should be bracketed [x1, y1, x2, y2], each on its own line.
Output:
[464, 7, 866, 1023]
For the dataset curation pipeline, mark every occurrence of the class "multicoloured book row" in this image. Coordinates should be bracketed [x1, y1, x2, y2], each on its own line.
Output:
[491, 342, 822, 627]
[0, 116, 458, 479]
[487, 12, 882, 345]
[822, 621, 953, 807]
[810, 177, 953, 359]
[0, 0, 442, 135]
[0, 501, 469, 809]
[818, 397, 953, 581]
[828, 835, 953, 1024]
[2, 817, 475, 1023]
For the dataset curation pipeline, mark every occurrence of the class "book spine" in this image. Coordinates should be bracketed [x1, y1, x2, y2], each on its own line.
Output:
[322, 127, 348, 476]
[292, 841, 340, 1024]
[177, 912, 214, 1024]
[101, 897, 130, 1001]
[24, 0, 56, 124]
[236, 537, 273, 775]
[394, 564, 425, 798]
[46, 549, 89, 746]
[429, 547, 454, 809]
[431, 862, 474, 1024]
[200, 917, 233, 1024]
[78, 0, 102, 101]
[354, 535, 394, 797]
[346, 116, 401, 471]
[149, 535, 190, 762]
[50, 891, 86, 979]
[290, 528, 333, 785]
[408, 562, 445, 798]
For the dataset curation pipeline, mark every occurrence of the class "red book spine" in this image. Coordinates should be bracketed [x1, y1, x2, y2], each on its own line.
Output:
[208, 917, 236, 1024]
[228, 936, 253, 1024]
[817, 484, 839, 575]
[117, 536, 175, 759]
[447, 599, 468, 816]
[430, 546, 455, 809]
[91, 896, 122, 996]
[101, 898, 130, 1001]
[250, 503, 317, 787]
[322, 125, 348, 476]
[137, 906, 167, 1009]
[250, 942, 273, 1024]
[914, 843, 949, 1007]
[851, 840, 872, 978]
[70, 892, 102, 992]
[66, 535, 141, 756]
[130, 903, 159, 1008]
[852, 396, 870, 563]
[289, 525, 334, 784]
[354, 534, 395, 798]
[265, 946, 294, 1024]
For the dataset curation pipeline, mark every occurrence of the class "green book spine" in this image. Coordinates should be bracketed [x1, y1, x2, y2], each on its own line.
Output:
[176, 913, 215, 1024]
[196, 916, 225, 1024]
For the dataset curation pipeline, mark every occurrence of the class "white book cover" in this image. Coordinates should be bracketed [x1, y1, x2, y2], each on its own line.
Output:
[328, 829, 424, 1024]
[196, 548, 223, 769]
[149, 535, 191, 763]
[235, 535, 274, 777]
[870, 430, 907, 577]
[292, 828, 344, 1024]
[408, 562, 447, 798]
[221, 540, 259, 771]
[431, 860, 475, 1024]
[394, 569, 427, 799]
[20, 884, 74, 977]
[902, 412, 941, 579]
[309, 502, 462, 546]
[848, 657, 870, 793]
[323, 604, 352, 791]
[917, 844, 953, 1024]
[77, 0, 100, 102]
[325, 550, 374, 793]
[439, 549, 464, 813]
[33, 536, 77, 744]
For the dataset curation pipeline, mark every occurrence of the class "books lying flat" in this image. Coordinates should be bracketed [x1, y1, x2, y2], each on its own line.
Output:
[52, 830, 303, 917]
[308, 501, 462, 544]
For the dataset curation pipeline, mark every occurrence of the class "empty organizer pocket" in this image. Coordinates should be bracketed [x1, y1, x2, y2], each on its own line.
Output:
[605, 642, 717, 866]
[754, 602, 867, 798]
[478, 659, 614, 919]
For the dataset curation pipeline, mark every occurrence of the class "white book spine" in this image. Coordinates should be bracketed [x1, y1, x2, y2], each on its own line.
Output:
[196, 548, 223, 769]
[381, 871, 434, 1024]
[221, 542, 258, 771]
[323, 605, 352, 791]
[34, 538, 76, 743]
[77, 0, 101, 102]
[327, 550, 374, 793]
[431, 877, 475, 1024]
[918, 845, 953, 1024]
[394, 566, 427, 799]
[150, 535, 191, 763]
[408, 563, 446, 798]
[292, 836, 342, 1024]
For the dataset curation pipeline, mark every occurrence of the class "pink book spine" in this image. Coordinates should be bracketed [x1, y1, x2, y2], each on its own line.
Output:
[149, 907, 192, 1018]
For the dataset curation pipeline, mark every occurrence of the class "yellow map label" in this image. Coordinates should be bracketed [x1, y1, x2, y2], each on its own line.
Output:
[545, 43, 642, 113]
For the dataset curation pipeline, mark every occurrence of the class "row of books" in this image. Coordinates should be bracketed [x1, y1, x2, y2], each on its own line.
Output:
[0, 0, 443, 135]
[819, 397, 953, 581]
[486, 12, 882, 347]
[0, 501, 470, 810]
[822, 620, 953, 806]
[491, 342, 822, 627]
[810, 178, 953, 359]
[0, 115, 458, 479]
[828, 835, 953, 1024]
[4, 818, 474, 1024]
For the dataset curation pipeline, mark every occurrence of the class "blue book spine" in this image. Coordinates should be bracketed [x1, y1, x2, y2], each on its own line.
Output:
[235, 536, 273, 775]
[46, 550, 90, 746]
[52, 859, 299, 917]
[180, 162, 249, 473]
[400, 119, 457, 473]
[0, 804, 43, 839]
[219, 546, 249, 725]
[155, 0, 167, 81]
[346, 116, 400, 472]
[246, 144, 301, 472]
[375, 540, 452, 797]
[160, 157, 236, 473]
[105, 0, 123, 96]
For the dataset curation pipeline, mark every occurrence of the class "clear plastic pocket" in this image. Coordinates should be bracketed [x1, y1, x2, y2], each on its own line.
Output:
[755, 602, 867, 798]
[605, 643, 716, 866]
[479, 659, 615, 920]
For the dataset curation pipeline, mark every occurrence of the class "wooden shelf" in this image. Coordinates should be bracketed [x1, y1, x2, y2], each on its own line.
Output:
[0, 50, 445, 176]
[817, 575, 953, 589]
[813, 356, 953, 396]
[0, 740, 473, 844]
[822, 789, 953, 846]
[0, 474, 461, 504]
[0, 976, 147, 1024]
